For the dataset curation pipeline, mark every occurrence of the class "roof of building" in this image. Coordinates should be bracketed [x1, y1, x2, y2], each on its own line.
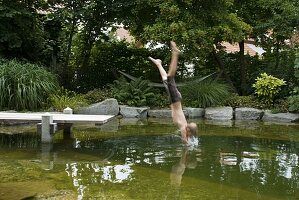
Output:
[115, 28, 266, 56]
[115, 28, 134, 43]
[221, 41, 265, 56]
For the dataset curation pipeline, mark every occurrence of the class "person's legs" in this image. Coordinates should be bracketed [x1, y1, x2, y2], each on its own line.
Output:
[166, 41, 182, 104]
[167, 41, 180, 77]
[148, 57, 167, 81]
[148, 41, 182, 104]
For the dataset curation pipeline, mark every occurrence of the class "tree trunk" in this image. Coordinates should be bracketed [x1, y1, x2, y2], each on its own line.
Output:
[239, 40, 246, 95]
[81, 28, 94, 70]
[275, 41, 280, 69]
[212, 51, 238, 93]
[65, 14, 77, 67]
[61, 2, 78, 89]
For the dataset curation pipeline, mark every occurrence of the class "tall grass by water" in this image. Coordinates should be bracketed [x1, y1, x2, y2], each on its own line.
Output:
[0, 59, 59, 111]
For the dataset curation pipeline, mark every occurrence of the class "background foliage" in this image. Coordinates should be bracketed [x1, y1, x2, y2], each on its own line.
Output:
[252, 73, 286, 106]
[49, 88, 87, 111]
[109, 76, 168, 108]
[288, 53, 299, 112]
[0, 0, 298, 111]
[180, 78, 232, 108]
[0, 59, 58, 111]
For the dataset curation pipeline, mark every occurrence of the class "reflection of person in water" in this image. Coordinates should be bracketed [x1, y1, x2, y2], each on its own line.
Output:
[167, 147, 198, 199]
[170, 147, 188, 188]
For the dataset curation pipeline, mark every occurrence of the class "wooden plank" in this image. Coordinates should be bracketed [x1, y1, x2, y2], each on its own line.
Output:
[0, 112, 115, 124]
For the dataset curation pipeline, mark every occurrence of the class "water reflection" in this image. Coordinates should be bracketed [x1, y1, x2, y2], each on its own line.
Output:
[0, 122, 298, 199]
[168, 146, 201, 199]
[60, 134, 298, 199]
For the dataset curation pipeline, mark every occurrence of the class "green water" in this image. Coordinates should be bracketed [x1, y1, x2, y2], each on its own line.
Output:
[0, 119, 298, 200]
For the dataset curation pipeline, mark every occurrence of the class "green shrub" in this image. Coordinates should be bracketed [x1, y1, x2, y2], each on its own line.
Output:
[180, 79, 231, 108]
[49, 88, 87, 112]
[225, 94, 267, 109]
[271, 99, 289, 113]
[109, 76, 167, 107]
[0, 59, 59, 111]
[288, 95, 299, 113]
[83, 88, 113, 104]
[252, 73, 286, 105]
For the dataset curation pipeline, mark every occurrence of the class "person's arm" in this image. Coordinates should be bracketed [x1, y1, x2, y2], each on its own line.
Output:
[171, 102, 188, 143]
[180, 128, 188, 144]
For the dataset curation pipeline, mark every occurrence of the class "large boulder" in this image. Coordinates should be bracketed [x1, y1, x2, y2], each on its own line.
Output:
[262, 110, 299, 123]
[119, 106, 149, 118]
[75, 98, 119, 115]
[205, 107, 233, 120]
[235, 107, 264, 120]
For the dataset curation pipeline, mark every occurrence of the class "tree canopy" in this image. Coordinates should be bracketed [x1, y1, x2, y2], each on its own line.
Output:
[0, 0, 298, 94]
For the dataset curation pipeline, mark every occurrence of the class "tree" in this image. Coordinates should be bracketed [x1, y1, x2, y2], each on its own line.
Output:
[120, 0, 299, 95]
[121, 0, 251, 92]
[0, 0, 47, 61]
[251, 0, 299, 96]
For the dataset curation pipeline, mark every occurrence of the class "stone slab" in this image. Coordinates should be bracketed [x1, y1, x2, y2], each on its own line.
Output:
[205, 107, 233, 120]
[235, 107, 263, 120]
[0, 112, 115, 124]
[262, 111, 299, 123]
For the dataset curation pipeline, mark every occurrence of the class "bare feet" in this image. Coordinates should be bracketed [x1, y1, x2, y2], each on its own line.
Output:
[170, 41, 181, 54]
[148, 56, 162, 66]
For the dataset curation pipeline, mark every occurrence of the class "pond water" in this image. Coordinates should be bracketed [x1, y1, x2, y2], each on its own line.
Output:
[0, 118, 298, 200]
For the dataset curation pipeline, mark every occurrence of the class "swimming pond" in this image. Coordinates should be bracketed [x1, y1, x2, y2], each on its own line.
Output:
[0, 118, 298, 199]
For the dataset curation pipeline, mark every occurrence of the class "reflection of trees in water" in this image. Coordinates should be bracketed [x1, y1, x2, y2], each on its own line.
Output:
[0, 133, 39, 148]
[65, 162, 135, 199]
[0, 128, 298, 198]
[200, 136, 299, 198]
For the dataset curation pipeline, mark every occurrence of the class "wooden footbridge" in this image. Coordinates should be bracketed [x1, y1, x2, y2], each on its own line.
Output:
[0, 108, 115, 143]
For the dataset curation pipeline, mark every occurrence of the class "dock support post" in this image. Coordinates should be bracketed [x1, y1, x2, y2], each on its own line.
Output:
[63, 107, 73, 114]
[63, 107, 73, 139]
[41, 114, 55, 143]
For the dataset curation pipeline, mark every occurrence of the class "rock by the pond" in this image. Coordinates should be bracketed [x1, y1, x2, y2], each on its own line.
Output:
[75, 98, 119, 115]
[148, 109, 188, 118]
[184, 107, 204, 118]
[235, 107, 264, 120]
[119, 106, 149, 118]
[205, 107, 233, 120]
[262, 110, 299, 123]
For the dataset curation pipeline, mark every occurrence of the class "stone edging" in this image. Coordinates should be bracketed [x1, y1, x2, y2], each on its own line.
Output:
[75, 99, 299, 123]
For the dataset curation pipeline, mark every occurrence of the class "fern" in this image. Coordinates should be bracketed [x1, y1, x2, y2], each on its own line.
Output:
[109, 76, 164, 107]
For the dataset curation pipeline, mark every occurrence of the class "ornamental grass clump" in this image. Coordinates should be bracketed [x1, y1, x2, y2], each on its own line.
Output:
[49, 88, 88, 112]
[252, 73, 286, 106]
[0, 59, 59, 111]
[180, 79, 231, 108]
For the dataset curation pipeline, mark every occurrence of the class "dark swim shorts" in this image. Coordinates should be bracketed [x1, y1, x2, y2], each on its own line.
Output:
[163, 76, 182, 104]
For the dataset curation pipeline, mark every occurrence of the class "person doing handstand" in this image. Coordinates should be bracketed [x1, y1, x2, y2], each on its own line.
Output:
[149, 41, 198, 144]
